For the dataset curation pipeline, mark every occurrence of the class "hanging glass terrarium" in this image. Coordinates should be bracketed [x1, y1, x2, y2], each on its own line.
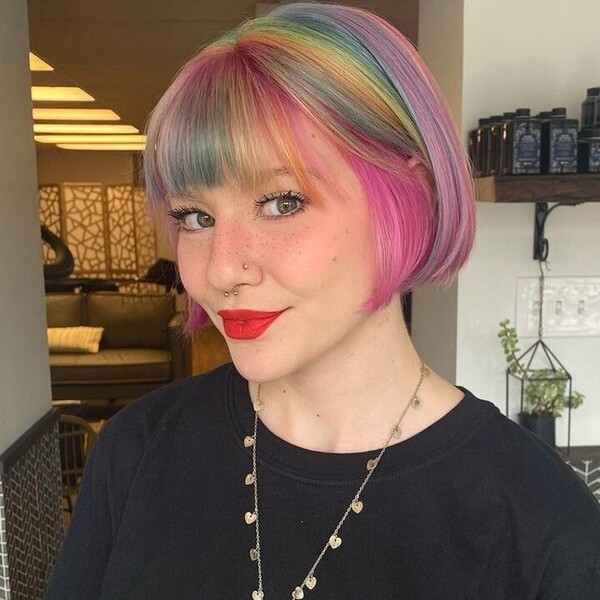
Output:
[500, 264, 584, 452]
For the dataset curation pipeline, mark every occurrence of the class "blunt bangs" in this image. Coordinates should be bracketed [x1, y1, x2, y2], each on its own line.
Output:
[145, 45, 314, 207]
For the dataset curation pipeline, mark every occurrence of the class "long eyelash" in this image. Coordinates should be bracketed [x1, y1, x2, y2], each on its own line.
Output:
[254, 190, 308, 217]
[168, 205, 204, 221]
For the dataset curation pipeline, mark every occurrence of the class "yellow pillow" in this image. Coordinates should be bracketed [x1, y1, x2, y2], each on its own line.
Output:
[47, 326, 104, 354]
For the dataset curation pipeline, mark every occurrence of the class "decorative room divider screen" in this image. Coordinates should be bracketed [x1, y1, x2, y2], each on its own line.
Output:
[39, 184, 158, 290]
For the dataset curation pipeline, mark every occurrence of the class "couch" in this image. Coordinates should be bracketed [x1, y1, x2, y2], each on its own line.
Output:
[46, 291, 191, 402]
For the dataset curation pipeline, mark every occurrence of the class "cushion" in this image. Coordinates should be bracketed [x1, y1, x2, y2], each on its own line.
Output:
[48, 326, 104, 353]
[86, 292, 174, 349]
[45, 293, 85, 327]
[49, 348, 172, 383]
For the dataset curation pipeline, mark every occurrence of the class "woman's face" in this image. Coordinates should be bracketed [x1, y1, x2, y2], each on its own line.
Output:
[171, 123, 380, 383]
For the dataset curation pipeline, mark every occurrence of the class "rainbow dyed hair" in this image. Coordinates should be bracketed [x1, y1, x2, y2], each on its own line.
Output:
[144, 2, 476, 331]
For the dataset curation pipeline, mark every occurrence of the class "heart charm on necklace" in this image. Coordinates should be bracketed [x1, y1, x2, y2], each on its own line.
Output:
[292, 586, 304, 599]
[249, 548, 259, 561]
[366, 458, 378, 471]
[412, 396, 422, 409]
[351, 500, 364, 514]
[329, 534, 342, 549]
[253, 399, 264, 412]
[244, 511, 257, 524]
[305, 576, 317, 590]
[252, 591, 264, 600]
[245, 473, 255, 485]
[392, 425, 402, 439]
[244, 436, 255, 447]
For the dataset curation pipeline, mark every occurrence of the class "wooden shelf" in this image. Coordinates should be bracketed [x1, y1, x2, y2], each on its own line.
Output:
[475, 174, 600, 204]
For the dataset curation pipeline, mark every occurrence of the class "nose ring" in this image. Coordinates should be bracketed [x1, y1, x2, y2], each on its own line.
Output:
[223, 263, 248, 297]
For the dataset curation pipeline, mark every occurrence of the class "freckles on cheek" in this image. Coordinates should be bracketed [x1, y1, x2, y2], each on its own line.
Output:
[176, 237, 208, 286]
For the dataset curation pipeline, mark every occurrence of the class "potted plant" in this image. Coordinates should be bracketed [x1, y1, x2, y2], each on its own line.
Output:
[498, 319, 584, 445]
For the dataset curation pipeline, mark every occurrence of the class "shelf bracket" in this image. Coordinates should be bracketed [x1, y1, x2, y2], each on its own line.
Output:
[533, 203, 550, 261]
[533, 201, 584, 261]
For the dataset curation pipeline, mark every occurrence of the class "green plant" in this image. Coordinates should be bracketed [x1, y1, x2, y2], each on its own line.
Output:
[498, 319, 584, 418]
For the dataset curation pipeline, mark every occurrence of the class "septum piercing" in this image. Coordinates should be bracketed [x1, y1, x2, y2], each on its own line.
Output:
[223, 263, 248, 297]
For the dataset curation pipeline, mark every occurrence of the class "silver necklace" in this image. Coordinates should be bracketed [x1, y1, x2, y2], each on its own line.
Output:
[243, 362, 430, 600]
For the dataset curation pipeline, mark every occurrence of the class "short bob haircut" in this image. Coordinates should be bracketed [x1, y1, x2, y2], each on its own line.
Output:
[144, 2, 476, 332]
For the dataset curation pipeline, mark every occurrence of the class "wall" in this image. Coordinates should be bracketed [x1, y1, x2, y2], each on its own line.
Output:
[417, 0, 600, 447]
[412, 0, 463, 382]
[0, 0, 52, 453]
[36, 148, 135, 185]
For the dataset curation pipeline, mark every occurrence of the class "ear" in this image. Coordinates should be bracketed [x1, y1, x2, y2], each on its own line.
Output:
[406, 156, 421, 169]
[406, 156, 435, 194]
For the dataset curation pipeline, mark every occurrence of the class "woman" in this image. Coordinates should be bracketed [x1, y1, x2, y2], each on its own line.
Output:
[46, 3, 600, 599]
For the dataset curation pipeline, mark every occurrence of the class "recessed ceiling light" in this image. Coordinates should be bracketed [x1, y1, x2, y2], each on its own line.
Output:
[35, 134, 147, 144]
[56, 143, 146, 151]
[34, 123, 139, 134]
[32, 86, 94, 102]
[29, 53, 54, 72]
[33, 108, 121, 121]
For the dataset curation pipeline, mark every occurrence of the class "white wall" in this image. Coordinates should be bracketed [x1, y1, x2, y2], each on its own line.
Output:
[0, 0, 52, 453]
[418, 0, 600, 447]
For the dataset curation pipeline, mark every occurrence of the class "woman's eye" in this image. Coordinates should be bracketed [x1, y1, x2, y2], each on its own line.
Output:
[258, 191, 307, 217]
[169, 209, 215, 231]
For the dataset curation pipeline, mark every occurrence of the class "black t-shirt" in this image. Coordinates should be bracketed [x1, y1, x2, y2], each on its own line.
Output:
[45, 363, 600, 599]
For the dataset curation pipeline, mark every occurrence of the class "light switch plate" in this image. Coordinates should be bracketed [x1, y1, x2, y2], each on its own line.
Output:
[516, 276, 600, 337]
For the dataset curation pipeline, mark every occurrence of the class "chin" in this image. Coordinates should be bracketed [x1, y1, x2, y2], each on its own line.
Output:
[226, 345, 296, 384]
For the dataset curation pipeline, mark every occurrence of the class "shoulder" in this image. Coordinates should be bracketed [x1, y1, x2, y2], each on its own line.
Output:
[460, 390, 600, 553]
[463, 390, 596, 505]
[93, 362, 239, 466]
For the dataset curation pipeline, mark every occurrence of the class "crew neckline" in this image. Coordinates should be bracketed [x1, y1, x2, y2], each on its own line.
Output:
[226, 365, 493, 484]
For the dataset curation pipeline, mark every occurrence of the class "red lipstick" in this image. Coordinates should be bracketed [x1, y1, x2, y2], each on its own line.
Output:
[217, 309, 287, 340]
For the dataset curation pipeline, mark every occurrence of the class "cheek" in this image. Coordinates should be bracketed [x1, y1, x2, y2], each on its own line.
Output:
[176, 237, 208, 290]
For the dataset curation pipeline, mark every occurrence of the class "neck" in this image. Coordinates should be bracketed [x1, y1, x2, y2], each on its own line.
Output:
[250, 300, 460, 453]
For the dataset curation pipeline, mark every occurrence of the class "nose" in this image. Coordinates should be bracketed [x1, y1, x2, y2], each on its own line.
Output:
[205, 219, 262, 294]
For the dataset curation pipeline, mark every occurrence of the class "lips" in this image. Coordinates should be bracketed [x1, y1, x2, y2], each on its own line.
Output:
[217, 309, 288, 340]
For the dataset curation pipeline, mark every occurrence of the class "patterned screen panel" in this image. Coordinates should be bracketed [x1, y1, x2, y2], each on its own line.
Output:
[107, 185, 138, 279]
[62, 184, 108, 278]
[39, 185, 62, 264]
[0, 414, 63, 600]
[38, 184, 157, 286]
[134, 187, 158, 278]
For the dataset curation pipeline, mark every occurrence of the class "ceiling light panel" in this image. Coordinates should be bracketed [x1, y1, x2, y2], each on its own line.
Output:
[29, 53, 54, 71]
[32, 86, 94, 102]
[33, 108, 120, 121]
[35, 134, 147, 144]
[56, 143, 146, 151]
[34, 124, 139, 134]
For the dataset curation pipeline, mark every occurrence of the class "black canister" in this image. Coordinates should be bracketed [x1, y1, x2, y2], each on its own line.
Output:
[504, 108, 541, 175]
[581, 87, 600, 135]
[499, 112, 515, 177]
[487, 115, 504, 176]
[541, 107, 578, 174]
[468, 117, 490, 177]
[578, 128, 600, 173]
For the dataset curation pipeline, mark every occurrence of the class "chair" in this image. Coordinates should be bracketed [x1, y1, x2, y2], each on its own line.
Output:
[58, 414, 98, 512]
